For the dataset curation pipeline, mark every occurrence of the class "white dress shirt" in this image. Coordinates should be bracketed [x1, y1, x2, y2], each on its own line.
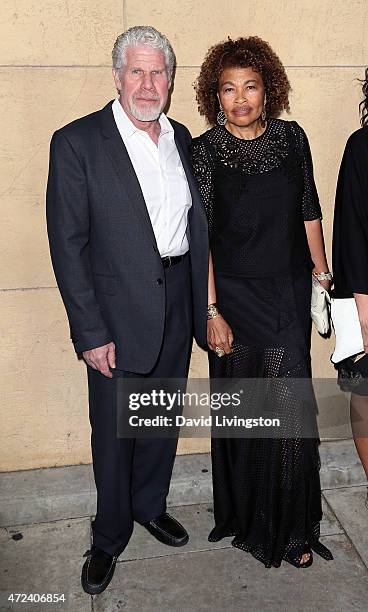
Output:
[112, 99, 192, 257]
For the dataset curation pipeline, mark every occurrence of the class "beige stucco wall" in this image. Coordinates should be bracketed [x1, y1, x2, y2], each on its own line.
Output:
[0, 1, 367, 471]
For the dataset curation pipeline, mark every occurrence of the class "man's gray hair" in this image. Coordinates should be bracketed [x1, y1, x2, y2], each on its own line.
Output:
[112, 26, 176, 82]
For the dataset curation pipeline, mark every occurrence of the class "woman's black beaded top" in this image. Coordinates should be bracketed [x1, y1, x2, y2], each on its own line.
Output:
[191, 119, 322, 238]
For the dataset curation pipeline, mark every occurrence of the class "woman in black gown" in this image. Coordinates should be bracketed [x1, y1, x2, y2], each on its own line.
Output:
[191, 36, 333, 568]
[332, 68, 368, 506]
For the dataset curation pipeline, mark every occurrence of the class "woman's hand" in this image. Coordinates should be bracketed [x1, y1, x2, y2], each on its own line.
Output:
[318, 278, 332, 292]
[207, 314, 234, 355]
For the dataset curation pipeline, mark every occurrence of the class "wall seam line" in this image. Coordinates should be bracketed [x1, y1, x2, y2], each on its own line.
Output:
[123, 0, 127, 31]
[0, 65, 366, 69]
[0, 287, 57, 292]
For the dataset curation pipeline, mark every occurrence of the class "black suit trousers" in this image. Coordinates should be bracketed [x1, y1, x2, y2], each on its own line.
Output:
[87, 256, 192, 556]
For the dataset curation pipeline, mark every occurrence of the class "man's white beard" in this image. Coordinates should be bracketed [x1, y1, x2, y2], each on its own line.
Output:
[129, 99, 164, 122]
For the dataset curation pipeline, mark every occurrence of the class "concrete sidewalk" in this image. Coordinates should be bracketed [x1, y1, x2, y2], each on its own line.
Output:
[1, 442, 368, 611]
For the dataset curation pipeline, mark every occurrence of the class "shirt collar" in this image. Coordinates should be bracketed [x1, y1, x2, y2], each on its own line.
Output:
[112, 99, 173, 139]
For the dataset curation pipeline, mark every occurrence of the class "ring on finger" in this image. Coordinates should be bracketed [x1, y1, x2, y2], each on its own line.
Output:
[215, 346, 225, 357]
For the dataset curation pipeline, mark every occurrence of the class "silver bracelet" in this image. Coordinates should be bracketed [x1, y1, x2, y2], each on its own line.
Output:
[313, 271, 333, 281]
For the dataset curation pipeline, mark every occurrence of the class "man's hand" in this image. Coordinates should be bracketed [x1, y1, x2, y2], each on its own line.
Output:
[83, 342, 116, 378]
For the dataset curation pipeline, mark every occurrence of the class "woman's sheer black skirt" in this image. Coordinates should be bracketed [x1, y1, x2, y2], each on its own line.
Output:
[208, 271, 333, 568]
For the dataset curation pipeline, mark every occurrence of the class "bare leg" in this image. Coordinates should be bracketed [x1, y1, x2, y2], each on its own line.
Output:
[350, 393, 368, 478]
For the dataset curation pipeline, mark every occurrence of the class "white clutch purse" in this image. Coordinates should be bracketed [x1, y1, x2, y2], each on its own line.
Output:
[330, 296, 364, 364]
[311, 275, 330, 335]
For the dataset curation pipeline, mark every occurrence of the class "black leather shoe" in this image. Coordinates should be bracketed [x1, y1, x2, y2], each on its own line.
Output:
[81, 546, 117, 595]
[143, 512, 189, 547]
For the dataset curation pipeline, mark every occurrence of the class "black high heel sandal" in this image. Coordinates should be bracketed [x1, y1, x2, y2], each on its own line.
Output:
[286, 544, 314, 568]
[295, 545, 313, 568]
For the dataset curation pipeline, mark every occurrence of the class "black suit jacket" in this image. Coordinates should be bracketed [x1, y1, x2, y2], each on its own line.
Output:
[46, 101, 208, 373]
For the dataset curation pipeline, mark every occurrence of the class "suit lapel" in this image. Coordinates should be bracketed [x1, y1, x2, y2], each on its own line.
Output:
[100, 102, 158, 249]
[174, 130, 208, 227]
[99, 102, 207, 248]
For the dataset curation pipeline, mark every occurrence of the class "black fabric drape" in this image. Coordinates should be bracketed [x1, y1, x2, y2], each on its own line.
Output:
[333, 127, 368, 297]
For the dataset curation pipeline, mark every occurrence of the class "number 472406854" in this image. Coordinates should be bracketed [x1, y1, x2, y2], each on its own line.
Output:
[8, 593, 66, 604]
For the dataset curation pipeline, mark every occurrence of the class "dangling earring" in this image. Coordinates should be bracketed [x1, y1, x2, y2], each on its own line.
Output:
[260, 95, 267, 127]
[217, 105, 227, 126]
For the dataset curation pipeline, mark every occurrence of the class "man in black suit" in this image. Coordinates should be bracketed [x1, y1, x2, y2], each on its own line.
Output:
[46, 25, 208, 595]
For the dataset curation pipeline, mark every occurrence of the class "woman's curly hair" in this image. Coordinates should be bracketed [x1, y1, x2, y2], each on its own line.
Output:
[360, 67, 368, 127]
[194, 36, 291, 126]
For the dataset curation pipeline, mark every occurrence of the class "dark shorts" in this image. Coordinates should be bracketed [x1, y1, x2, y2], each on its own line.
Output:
[336, 353, 368, 396]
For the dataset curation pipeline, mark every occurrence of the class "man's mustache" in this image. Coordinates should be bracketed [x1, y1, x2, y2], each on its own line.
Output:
[133, 93, 160, 102]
